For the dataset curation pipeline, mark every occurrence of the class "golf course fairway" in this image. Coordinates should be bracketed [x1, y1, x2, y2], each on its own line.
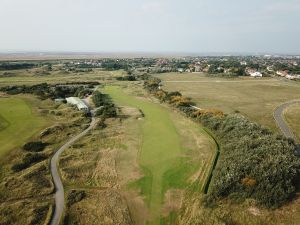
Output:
[0, 97, 48, 158]
[104, 85, 197, 224]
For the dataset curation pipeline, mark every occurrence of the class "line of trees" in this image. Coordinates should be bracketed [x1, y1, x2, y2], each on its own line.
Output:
[0, 62, 36, 70]
[144, 78, 300, 208]
[0, 83, 94, 100]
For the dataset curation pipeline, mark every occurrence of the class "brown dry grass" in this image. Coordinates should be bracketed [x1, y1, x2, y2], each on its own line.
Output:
[156, 72, 300, 131]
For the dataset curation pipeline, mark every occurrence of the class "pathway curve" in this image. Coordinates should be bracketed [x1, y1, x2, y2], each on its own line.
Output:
[274, 100, 300, 141]
[49, 116, 96, 225]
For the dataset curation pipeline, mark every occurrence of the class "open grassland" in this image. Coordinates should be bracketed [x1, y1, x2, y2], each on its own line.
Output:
[0, 68, 125, 86]
[0, 96, 49, 158]
[284, 104, 300, 142]
[104, 84, 216, 224]
[155, 72, 300, 131]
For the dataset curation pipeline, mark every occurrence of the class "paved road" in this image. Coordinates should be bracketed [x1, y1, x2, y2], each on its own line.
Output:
[274, 100, 300, 141]
[49, 116, 96, 225]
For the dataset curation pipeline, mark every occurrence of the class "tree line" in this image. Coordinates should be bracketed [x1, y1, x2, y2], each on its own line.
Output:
[0, 82, 97, 100]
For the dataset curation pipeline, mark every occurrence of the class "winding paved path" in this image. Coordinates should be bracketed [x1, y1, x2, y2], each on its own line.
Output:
[274, 100, 300, 141]
[50, 116, 96, 225]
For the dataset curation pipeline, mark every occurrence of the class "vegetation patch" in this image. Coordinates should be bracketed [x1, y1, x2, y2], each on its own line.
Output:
[23, 141, 49, 152]
[67, 190, 86, 206]
[12, 153, 48, 172]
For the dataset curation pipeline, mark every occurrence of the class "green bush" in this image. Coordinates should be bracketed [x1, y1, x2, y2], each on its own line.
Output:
[199, 114, 300, 208]
[95, 104, 117, 118]
[67, 190, 86, 206]
[23, 141, 48, 152]
[12, 153, 48, 172]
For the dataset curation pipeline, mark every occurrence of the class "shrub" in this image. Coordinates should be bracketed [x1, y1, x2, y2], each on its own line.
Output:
[95, 104, 117, 118]
[23, 141, 48, 152]
[201, 114, 300, 208]
[12, 153, 47, 172]
[67, 190, 86, 206]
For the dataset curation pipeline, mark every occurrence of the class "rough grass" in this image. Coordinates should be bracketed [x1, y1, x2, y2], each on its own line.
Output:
[104, 85, 216, 225]
[284, 104, 300, 142]
[155, 72, 300, 131]
[178, 193, 300, 225]
[0, 97, 49, 158]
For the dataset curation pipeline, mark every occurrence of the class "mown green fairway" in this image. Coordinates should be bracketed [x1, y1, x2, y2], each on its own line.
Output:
[0, 97, 48, 158]
[104, 85, 216, 224]
[104, 86, 181, 224]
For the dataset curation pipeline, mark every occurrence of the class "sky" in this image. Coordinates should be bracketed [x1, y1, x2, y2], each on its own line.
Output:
[0, 0, 300, 54]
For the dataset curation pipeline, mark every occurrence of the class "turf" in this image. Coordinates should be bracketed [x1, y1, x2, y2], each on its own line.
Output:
[104, 85, 216, 224]
[104, 85, 182, 224]
[156, 72, 300, 131]
[0, 97, 48, 158]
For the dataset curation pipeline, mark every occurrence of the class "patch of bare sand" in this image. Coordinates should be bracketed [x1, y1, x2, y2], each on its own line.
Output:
[248, 206, 261, 216]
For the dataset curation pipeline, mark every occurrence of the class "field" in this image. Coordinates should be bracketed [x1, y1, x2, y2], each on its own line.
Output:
[155, 72, 300, 131]
[0, 96, 49, 157]
[0, 67, 124, 86]
[284, 104, 300, 142]
[103, 84, 216, 224]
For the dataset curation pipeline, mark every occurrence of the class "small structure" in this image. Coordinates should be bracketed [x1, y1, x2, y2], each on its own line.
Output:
[66, 97, 89, 112]
[54, 98, 65, 103]
[177, 68, 184, 73]
[250, 72, 263, 77]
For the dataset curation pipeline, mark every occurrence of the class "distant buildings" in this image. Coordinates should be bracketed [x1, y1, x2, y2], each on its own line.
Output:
[66, 97, 89, 111]
[246, 68, 263, 77]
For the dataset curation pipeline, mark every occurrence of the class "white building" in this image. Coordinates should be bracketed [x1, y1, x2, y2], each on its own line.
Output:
[250, 72, 263, 77]
[66, 97, 89, 111]
[177, 68, 184, 73]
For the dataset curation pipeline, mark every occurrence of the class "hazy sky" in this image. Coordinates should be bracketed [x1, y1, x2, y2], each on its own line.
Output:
[1, 0, 300, 53]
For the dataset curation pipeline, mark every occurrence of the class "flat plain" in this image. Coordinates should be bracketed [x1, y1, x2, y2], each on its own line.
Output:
[155, 72, 300, 131]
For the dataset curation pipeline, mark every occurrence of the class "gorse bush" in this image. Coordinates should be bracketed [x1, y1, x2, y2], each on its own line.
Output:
[23, 141, 48, 152]
[12, 153, 47, 172]
[200, 114, 300, 208]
